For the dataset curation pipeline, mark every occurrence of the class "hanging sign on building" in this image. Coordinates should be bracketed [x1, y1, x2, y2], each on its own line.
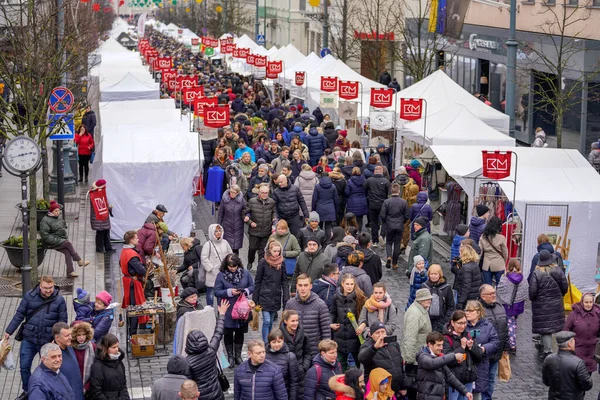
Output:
[339, 81, 359, 100]
[400, 98, 424, 120]
[370, 88, 394, 108]
[320, 76, 338, 92]
[295, 72, 306, 86]
[482, 151, 513, 180]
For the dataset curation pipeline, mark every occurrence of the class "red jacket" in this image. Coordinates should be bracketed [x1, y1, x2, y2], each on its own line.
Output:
[75, 133, 95, 156]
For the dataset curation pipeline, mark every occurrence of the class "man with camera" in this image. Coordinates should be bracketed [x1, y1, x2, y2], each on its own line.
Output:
[358, 322, 407, 397]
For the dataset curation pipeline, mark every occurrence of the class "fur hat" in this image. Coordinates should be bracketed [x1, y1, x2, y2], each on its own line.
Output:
[70, 321, 93, 342]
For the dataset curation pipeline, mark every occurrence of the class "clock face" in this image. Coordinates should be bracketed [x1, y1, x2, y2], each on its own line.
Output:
[3, 137, 41, 174]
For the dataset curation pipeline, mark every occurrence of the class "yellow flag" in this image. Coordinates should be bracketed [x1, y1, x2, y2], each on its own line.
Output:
[428, 0, 438, 33]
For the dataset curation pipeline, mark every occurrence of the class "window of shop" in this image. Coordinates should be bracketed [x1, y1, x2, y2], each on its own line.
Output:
[443, 54, 478, 93]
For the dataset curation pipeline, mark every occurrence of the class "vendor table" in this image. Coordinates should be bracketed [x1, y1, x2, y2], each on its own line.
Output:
[125, 303, 167, 358]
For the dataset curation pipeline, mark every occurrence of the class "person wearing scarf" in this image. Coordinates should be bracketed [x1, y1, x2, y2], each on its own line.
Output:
[253, 239, 290, 343]
[71, 322, 96, 394]
[357, 282, 398, 339]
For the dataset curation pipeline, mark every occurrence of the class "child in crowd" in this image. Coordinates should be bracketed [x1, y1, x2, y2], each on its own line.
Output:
[497, 258, 528, 354]
[74, 289, 116, 342]
[407, 255, 429, 310]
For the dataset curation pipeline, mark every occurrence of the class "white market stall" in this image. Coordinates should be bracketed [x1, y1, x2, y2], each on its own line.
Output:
[396, 70, 510, 134]
[428, 145, 600, 292]
[100, 72, 160, 102]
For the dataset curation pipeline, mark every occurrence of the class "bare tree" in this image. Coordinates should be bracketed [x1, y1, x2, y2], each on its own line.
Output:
[0, 0, 112, 283]
[523, 0, 600, 148]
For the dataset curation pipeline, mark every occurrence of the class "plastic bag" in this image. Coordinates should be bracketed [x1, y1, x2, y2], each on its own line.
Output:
[498, 351, 511, 382]
[249, 310, 260, 331]
[0, 339, 15, 371]
[231, 293, 250, 320]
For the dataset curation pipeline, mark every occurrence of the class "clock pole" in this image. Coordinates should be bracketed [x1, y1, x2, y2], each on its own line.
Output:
[20, 173, 32, 293]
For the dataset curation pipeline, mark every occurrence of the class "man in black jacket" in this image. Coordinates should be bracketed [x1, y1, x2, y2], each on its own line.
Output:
[82, 105, 96, 134]
[356, 232, 383, 285]
[244, 184, 275, 269]
[362, 166, 390, 247]
[380, 183, 409, 270]
[542, 331, 593, 400]
[358, 322, 407, 397]
[273, 174, 309, 237]
[416, 331, 473, 400]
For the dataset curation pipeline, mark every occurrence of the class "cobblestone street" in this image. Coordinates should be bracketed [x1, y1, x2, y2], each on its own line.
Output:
[1, 176, 599, 399]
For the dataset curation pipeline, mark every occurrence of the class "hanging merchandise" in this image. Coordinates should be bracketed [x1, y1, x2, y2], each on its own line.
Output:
[338, 102, 358, 120]
[370, 111, 394, 130]
[444, 180, 463, 234]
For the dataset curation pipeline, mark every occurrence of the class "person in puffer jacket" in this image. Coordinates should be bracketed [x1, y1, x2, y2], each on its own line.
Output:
[443, 311, 483, 399]
[468, 204, 489, 246]
[305, 127, 328, 166]
[465, 300, 500, 398]
[265, 329, 300, 400]
[186, 300, 229, 400]
[340, 251, 374, 297]
[407, 255, 429, 310]
[528, 234, 564, 283]
[234, 340, 288, 400]
[76, 290, 115, 342]
[73, 288, 94, 321]
[455, 244, 482, 310]
[496, 259, 528, 353]
[304, 340, 343, 400]
[280, 309, 313, 400]
[415, 331, 470, 400]
[295, 164, 319, 215]
[410, 192, 433, 239]
[450, 225, 469, 271]
[423, 265, 455, 333]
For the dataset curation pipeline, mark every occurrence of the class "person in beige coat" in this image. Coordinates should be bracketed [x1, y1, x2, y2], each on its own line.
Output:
[479, 216, 508, 287]
[294, 164, 318, 216]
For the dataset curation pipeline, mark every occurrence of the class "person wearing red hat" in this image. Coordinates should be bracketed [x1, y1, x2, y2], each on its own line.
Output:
[40, 202, 90, 277]
[90, 179, 114, 253]
[335, 130, 350, 152]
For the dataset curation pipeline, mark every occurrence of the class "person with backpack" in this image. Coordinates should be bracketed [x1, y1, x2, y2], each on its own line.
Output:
[442, 311, 482, 400]
[304, 339, 343, 400]
[423, 264, 455, 332]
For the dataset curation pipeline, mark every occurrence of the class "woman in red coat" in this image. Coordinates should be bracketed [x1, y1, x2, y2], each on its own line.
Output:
[74, 125, 94, 183]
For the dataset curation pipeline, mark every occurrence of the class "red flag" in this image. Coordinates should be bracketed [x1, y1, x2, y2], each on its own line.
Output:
[266, 70, 279, 79]
[246, 54, 256, 65]
[183, 87, 205, 104]
[90, 189, 110, 221]
[320, 76, 338, 92]
[399, 98, 424, 120]
[155, 57, 172, 70]
[267, 61, 283, 74]
[204, 106, 230, 128]
[238, 48, 250, 58]
[194, 97, 218, 117]
[176, 75, 198, 90]
[370, 88, 394, 108]
[254, 56, 267, 67]
[232, 48, 240, 58]
[295, 72, 306, 86]
[482, 151, 512, 179]
[161, 69, 177, 83]
[338, 81, 359, 100]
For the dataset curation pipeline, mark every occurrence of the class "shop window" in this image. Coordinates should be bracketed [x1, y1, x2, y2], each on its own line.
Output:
[567, 0, 577, 5]
[299, 0, 306, 10]
[545, 0, 556, 4]
[594, 0, 600, 5]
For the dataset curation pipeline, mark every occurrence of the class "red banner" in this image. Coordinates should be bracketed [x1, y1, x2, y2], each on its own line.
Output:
[90, 189, 110, 221]
[266, 70, 279, 79]
[161, 69, 177, 83]
[148, 56, 157, 70]
[246, 54, 256, 65]
[155, 57, 172, 70]
[232, 48, 240, 58]
[222, 43, 234, 54]
[191, 38, 199, 46]
[254, 55, 267, 67]
[370, 88, 394, 108]
[339, 81, 359, 100]
[320, 76, 338, 92]
[482, 151, 512, 180]
[220, 38, 229, 48]
[295, 72, 306, 86]
[201, 36, 211, 46]
[194, 97, 218, 117]
[267, 61, 283, 74]
[204, 106, 230, 127]
[209, 38, 219, 48]
[183, 87, 204, 104]
[400, 98, 424, 120]
[176, 75, 198, 90]
[238, 48, 250, 58]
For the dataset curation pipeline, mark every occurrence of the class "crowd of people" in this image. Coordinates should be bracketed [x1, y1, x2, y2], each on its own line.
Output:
[2, 25, 599, 400]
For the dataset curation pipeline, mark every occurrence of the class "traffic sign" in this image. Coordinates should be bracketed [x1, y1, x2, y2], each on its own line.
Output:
[256, 34, 266, 46]
[48, 87, 74, 114]
[48, 113, 75, 140]
[320, 47, 332, 57]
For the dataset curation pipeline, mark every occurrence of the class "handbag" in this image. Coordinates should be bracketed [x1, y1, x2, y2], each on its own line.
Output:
[498, 352, 512, 382]
[283, 235, 296, 277]
[216, 356, 230, 391]
[232, 293, 251, 320]
[15, 300, 51, 341]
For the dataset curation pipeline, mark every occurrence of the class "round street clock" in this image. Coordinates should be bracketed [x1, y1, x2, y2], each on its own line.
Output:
[1, 136, 42, 175]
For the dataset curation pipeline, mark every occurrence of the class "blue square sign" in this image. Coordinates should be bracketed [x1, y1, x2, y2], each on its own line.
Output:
[48, 113, 75, 140]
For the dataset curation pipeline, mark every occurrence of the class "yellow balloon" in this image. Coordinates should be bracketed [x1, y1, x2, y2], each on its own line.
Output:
[215, 5, 222, 12]
[185, 6, 190, 11]
[308, 0, 320, 6]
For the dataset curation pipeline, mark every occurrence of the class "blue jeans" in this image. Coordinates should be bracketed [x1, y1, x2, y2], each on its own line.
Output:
[206, 287, 214, 307]
[482, 270, 504, 287]
[262, 311, 276, 343]
[20, 340, 42, 392]
[482, 360, 499, 400]
[449, 382, 473, 400]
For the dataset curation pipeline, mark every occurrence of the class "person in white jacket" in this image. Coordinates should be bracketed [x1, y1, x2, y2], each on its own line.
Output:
[201, 224, 232, 307]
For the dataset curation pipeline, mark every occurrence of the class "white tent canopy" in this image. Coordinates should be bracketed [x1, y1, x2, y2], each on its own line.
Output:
[396, 70, 510, 134]
[401, 104, 515, 147]
[429, 145, 600, 292]
[100, 72, 159, 102]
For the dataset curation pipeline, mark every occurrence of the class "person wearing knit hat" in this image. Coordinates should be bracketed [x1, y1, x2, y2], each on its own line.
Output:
[79, 290, 115, 342]
[450, 224, 470, 270]
[90, 178, 113, 253]
[397, 166, 408, 175]
[73, 288, 93, 321]
[407, 216, 432, 277]
[297, 211, 327, 250]
[406, 255, 428, 310]
[177, 287, 203, 320]
[469, 204, 489, 246]
[40, 202, 89, 278]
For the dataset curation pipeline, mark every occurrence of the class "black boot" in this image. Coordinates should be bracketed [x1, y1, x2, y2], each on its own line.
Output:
[225, 343, 235, 368]
[234, 342, 244, 366]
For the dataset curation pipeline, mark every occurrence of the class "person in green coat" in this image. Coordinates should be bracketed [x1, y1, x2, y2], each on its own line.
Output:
[407, 217, 433, 276]
[40, 201, 89, 277]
